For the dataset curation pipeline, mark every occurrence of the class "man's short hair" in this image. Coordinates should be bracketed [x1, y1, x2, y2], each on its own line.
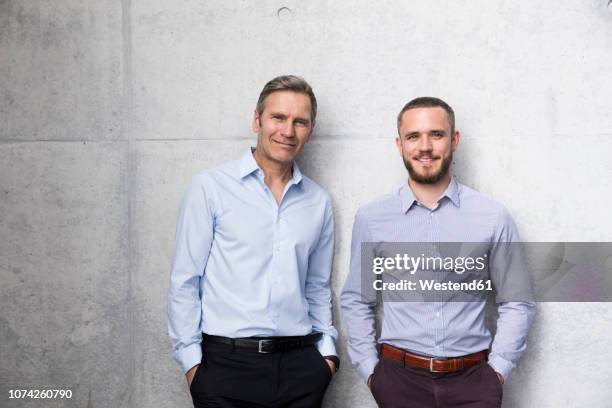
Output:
[397, 97, 455, 135]
[256, 75, 317, 125]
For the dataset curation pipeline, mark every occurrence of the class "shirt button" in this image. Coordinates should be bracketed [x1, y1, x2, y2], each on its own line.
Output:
[435, 312, 440, 317]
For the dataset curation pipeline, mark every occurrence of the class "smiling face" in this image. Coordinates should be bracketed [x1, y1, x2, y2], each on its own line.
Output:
[396, 106, 460, 185]
[252, 90, 313, 166]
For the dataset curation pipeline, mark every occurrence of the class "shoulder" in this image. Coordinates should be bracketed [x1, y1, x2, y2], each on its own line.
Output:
[458, 183, 515, 223]
[178, 161, 240, 209]
[188, 159, 240, 189]
[355, 191, 399, 221]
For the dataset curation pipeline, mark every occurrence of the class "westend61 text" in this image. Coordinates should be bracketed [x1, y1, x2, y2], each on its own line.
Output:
[373, 279, 493, 292]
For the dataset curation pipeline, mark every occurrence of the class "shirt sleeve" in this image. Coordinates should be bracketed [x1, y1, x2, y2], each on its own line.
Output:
[167, 176, 214, 374]
[306, 196, 339, 357]
[340, 209, 379, 383]
[487, 206, 536, 381]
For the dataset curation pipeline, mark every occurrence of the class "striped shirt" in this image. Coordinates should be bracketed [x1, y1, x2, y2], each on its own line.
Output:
[340, 178, 536, 382]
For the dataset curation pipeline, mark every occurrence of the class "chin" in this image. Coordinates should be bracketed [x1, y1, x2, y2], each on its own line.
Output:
[415, 168, 438, 179]
[271, 151, 296, 164]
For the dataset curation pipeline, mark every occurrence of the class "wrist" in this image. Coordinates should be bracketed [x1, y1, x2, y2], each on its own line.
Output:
[324, 355, 340, 372]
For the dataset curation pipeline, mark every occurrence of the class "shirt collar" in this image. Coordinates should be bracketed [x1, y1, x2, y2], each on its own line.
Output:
[442, 177, 461, 207]
[239, 148, 260, 179]
[238, 148, 303, 186]
[399, 183, 418, 213]
[399, 177, 461, 213]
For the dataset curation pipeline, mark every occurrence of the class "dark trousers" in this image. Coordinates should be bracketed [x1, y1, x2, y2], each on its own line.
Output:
[189, 341, 332, 408]
[370, 355, 503, 408]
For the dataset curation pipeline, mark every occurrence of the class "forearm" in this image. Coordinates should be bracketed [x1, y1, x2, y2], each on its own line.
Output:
[340, 289, 379, 382]
[306, 276, 338, 356]
[306, 197, 337, 355]
[168, 175, 213, 373]
[342, 208, 379, 382]
[489, 301, 536, 380]
[168, 273, 204, 373]
[308, 303, 338, 357]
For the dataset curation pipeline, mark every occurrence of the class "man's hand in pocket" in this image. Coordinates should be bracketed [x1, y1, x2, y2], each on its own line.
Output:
[186, 364, 199, 387]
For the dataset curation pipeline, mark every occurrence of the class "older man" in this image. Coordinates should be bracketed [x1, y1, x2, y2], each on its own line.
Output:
[169, 75, 339, 408]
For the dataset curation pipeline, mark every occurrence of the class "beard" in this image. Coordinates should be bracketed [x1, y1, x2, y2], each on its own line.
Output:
[403, 152, 452, 184]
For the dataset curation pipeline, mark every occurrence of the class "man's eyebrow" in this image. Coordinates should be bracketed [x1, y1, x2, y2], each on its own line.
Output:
[403, 131, 420, 137]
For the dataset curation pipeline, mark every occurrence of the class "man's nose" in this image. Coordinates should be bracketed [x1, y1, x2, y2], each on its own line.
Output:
[280, 121, 296, 137]
[418, 135, 433, 151]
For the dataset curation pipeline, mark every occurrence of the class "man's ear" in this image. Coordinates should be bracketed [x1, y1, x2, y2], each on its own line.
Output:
[304, 122, 315, 144]
[395, 136, 403, 156]
[252, 110, 261, 133]
[451, 130, 461, 152]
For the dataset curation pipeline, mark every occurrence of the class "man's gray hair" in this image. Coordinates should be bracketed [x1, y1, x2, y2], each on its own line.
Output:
[256, 75, 317, 124]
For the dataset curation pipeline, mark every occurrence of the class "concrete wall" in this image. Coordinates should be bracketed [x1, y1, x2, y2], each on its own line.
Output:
[2, 1, 612, 407]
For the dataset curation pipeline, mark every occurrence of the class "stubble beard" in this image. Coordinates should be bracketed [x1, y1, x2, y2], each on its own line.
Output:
[256, 132, 295, 166]
[403, 152, 453, 184]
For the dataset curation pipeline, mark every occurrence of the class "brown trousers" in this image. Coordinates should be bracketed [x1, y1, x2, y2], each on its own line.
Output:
[370, 354, 503, 408]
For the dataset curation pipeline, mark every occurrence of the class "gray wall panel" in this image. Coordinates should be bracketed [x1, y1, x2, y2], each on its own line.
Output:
[0, 142, 130, 407]
[0, 1, 124, 141]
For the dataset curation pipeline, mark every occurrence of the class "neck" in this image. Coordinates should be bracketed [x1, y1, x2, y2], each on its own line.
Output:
[408, 174, 452, 209]
[252, 147, 293, 184]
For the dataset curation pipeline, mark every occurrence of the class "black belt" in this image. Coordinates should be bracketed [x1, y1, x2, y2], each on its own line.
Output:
[202, 333, 322, 354]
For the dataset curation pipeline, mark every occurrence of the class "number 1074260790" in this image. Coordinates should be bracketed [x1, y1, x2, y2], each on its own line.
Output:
[8, 389, 73, 399]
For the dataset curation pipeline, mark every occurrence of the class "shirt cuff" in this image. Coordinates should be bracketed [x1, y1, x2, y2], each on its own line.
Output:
[316, 334, 337, 357]
[176, 342, 203, 374]
[487, 354, 514, 381]
[357, 356, 380, 384]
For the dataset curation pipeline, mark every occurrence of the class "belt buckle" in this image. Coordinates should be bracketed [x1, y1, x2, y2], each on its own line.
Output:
[258, 339, 274, 354]
[429, 358, 445, 373]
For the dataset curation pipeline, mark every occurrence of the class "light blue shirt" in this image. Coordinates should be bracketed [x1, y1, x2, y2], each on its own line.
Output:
[340, 178, 536, 382]
[168, 149, 338, 373]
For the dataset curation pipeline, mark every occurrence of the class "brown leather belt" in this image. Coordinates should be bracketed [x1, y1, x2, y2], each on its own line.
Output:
[380, 343, 488, 373]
